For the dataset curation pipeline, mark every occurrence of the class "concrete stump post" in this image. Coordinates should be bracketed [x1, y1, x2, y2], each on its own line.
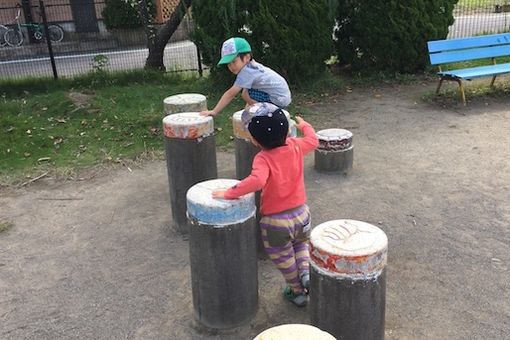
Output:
[253, 324, 336, 340]
[310, 219, 388, 340]
[314, 128, 354, 174]
[186, 179, 258, 329]
[163, 93, 207, 115]
[163, 112, 217, 233]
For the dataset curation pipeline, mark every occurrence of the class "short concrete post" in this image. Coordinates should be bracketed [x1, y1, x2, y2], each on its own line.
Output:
[163, 112, 217, 233]
[310, 219, 388, 340]
[163, 93, 207, 115]
[314, 128, 353, 174]
[253, 324, 336, 340]
[232, 109, 260, 180]
[187, 179, 258, 329]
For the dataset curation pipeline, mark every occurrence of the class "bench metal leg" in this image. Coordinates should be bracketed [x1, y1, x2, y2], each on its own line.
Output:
[436, 78, 444, 94]
[490, 75, 497, 87]
[454, 79, 466, 106]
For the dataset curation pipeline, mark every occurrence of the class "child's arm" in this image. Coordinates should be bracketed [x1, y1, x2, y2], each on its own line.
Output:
[212, 156, 269, 199]
[294, 116, 319, 154]
[200, 85, 242, 116]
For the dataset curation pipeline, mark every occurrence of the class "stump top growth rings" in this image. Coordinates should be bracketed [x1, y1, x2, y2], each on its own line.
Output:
[186, 179, 256, 225]
[163, 112, 214, 139]
[163, 93, 207, 115]
[310, 219, 387, 279]
[316, 128, 353, 151]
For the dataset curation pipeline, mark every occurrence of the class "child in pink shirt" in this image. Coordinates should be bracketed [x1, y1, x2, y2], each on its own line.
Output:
[212, 102, 318, 307]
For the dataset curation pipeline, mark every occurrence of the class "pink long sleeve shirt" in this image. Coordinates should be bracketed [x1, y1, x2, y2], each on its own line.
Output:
[224, 121, 318, 215]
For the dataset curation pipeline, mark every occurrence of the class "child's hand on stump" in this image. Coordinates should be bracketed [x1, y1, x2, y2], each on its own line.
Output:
[212, 189, 227, 199]
[200, 110, 217, 117]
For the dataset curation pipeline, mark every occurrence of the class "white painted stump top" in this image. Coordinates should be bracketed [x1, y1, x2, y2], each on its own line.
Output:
[310, 219, 387, 279]
[253, 324, 336, 340]
[163, 93, 207, 115]
[186, 179, 256, 226]
[162, 112, 214, 139]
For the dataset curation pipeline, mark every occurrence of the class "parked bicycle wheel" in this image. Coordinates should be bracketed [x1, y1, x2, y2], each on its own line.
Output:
[48, 25, 64, 43]
[4, 28, 23, 47]
[0, 25, 8, 46]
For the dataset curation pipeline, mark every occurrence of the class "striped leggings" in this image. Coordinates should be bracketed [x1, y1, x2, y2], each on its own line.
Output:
[260, 205, 311, 294]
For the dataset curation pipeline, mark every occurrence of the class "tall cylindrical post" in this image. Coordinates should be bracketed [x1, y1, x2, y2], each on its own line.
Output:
[310, 219, 388, 340]
[163, 112, 217, 233]
[232, 109, 260, 180]
[253, 324, 336, 340]
[314, 128, 354, 174]
[187, 179, 258, 329]
[163, 93, 207, 115]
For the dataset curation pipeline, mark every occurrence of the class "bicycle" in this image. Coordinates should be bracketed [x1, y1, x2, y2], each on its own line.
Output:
[0, 25, 8, 46]
[4, 6, 64, 47]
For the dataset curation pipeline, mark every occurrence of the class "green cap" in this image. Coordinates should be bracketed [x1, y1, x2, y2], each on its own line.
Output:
[218, 37, 251, 65]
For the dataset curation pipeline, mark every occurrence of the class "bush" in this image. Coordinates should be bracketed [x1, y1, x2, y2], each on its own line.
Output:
[102, 0, 142, 29]
[335, 0, 458, 73]
[191, 0, 335, 84]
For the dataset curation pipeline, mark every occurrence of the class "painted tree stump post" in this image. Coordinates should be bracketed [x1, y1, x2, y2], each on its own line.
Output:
[310, 219, 388, 340]
[163, 93, 207, 115]
[314, 128, 353, 174]
[186, 179, 258, 329]
[253, 324, 336, 340]
[232, 109, 260, 180]
[163, 112, 217, 233]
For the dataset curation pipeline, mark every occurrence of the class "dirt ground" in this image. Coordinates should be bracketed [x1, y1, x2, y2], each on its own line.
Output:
[1, 81, 509, 340]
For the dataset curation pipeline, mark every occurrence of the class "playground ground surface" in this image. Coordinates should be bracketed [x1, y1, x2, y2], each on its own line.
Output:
[1, 80, 509, 339]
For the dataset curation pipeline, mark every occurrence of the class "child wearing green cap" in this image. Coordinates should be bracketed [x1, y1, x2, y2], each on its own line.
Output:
[200, 37, 291, 117]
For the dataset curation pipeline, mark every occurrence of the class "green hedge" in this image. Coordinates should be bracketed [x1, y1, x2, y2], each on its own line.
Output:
[335, 0, 458, 72]
[102, 0, 142, 29]
[191, 0, 335, 83]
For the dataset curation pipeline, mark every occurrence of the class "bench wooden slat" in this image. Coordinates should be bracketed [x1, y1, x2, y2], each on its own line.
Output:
[427, 33, 510, 105]
[429, 44, 510, 65]
[428, 33, 510, 53]
[439, 62, 510, 80]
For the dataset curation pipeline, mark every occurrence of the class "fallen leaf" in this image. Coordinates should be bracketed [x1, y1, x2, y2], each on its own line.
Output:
[37, 157, 51, 162]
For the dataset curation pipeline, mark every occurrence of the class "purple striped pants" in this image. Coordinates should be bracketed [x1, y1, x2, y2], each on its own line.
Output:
[260, 205, 311, 294]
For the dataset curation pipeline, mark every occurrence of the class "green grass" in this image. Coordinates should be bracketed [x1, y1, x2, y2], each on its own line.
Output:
[456, 0, 502, 11]
[422, 77, 510, 106]
[0, 221, 13, 233]
[0, 69, 344, 185]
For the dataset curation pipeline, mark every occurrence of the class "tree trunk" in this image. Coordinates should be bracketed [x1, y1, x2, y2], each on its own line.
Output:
[139, 0, 193, 71]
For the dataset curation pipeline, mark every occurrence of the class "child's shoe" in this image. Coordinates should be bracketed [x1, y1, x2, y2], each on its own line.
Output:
[300, 272, 310, 291]
[283, 286, 308, 307]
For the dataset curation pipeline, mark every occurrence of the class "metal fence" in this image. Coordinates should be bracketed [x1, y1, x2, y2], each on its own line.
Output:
[1, 0, 510, 80]
[0, 0, 199, 80]
[450, 0, 510, 38]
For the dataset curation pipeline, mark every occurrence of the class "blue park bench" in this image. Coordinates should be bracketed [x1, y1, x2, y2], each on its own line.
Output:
[427, 33, 510, 105]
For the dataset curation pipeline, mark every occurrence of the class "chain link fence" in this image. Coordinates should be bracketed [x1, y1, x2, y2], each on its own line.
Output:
[1, 0, 509, 80]
[450, 0, 510, 38]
